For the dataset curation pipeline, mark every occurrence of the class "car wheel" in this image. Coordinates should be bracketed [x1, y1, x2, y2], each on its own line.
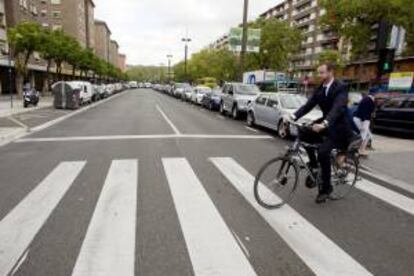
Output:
[220, 102, 226, 115]
[247, 112, 255, 127]
[232, 105, 239, 120]
[278, 120, 290, 139]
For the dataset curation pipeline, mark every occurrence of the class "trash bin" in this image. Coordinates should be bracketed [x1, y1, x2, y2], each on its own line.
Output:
[53, 81, 81, 110]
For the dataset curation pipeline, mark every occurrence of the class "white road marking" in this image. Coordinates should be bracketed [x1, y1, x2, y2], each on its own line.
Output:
[72, 160, 138, 276]
[156, 104, 181, 134]
[0, 90, 127, 148]
[356, 178, 414, 216]
[0, 161, 86, 276]
[216, 115, 225, 120]
[210, 158, 372, 276]
[16, 134, 273, 143]
[231, 230, 250, 258]
[10, 249, 29, 276]
[162, 158, 257, 276]
[360, 167, 414, 195]
[245, 126, 259, 133]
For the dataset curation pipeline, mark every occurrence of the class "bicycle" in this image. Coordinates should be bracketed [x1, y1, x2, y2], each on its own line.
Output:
[254, 121, 362, 209]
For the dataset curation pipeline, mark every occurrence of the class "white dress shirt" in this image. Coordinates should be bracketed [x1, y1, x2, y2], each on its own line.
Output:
[323, 78, 334, 97]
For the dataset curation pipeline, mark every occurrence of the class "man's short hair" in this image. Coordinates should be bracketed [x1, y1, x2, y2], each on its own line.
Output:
[318, 62, 336, 72]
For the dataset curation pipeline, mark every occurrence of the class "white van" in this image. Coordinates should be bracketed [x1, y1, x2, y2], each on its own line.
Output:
[129, 81, 138, 89]
[68, 81, 93, 105]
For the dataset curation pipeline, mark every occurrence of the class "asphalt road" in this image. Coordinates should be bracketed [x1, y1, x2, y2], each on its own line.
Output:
[0, 89, 413, 276]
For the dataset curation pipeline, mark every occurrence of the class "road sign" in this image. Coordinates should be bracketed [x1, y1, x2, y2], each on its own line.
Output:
[229, 28, 261, 53]
[388, 72, 414, 91]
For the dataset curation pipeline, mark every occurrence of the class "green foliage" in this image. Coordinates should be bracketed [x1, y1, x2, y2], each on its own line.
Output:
[245, 18, 303, 71]
[127, 65, 168, 82]
[320, 0, 414, 58]
[7, 22, 126, 95]
[317, 50, 345, 69]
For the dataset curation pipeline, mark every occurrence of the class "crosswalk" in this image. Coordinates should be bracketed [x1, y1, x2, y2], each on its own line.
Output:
[0, 157, 413, 275]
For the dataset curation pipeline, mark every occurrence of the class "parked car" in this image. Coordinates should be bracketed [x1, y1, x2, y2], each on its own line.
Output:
[191, 86, 211, 105]
[173, 83, 190, 98]
[182, 86, 194, 101]
[247, 92, 323, 139]
[220, 82, 260, 119]
[129, 81, 138, 89]
[106, 84, 115, 96]
[201, 88, 222, 110]
[373, 95, 414, 135]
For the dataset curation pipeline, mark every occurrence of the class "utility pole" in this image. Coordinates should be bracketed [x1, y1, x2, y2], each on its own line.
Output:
[167, 54, 173, 82]
[239, 0, 249, 82]
[182, 37, 191, 82]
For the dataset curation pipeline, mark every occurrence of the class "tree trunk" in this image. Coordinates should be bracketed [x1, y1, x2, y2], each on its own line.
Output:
[15, 73, 23, 99]
[43, 60, 52, 95]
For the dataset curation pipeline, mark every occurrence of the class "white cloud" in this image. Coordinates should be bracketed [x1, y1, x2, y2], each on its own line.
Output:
[94, 0, 281, 66]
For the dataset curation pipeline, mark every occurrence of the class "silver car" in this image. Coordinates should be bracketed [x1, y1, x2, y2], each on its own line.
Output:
[220, 82, 260, 119]
[247, 93, 323, 139]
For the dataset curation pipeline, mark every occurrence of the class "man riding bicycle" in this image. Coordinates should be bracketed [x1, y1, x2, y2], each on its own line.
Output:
[288, 62, 356, 204]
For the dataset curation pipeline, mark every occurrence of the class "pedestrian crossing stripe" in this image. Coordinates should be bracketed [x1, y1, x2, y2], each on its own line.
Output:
[0, 161, 86, 276]
[1, 157, 413, 275]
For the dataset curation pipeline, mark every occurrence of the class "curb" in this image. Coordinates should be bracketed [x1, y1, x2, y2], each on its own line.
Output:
[359, 164, 414, 196]
[0, 91, 128, 148]
[0, 100, 53, 119]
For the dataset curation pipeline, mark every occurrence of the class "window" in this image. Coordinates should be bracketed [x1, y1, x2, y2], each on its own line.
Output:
[266, 96, 279, 107]
[256, 95, 268, 105]
[52, 11, 61, 18]
[51, 0, 61, 4]
[52, 24, 62, 30]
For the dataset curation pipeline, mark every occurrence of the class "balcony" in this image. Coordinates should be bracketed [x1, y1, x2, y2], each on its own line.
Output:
[293, 0, 313, 8]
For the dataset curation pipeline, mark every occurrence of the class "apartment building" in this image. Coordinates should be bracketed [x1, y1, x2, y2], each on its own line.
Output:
[94, 19, 111, 62]
[210, 34, 229, 50]
[0, 0, 7, 53]
[260, 0, 345, 77]
[48, 0, 95, 48]
[109, 39, 119, 67]
[118, 53, 126, 72]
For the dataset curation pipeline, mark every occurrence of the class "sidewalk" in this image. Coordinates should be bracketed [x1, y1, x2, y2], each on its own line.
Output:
[361, 135, 414, 186]
[0, 95, 53, 118]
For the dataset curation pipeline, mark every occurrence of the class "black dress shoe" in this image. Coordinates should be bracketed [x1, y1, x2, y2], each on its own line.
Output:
[315, 186, 333, 204]
[315, 193, 330, 204]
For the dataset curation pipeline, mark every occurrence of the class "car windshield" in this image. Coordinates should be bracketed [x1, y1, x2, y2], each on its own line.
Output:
[279, 94, 307, 109]
[234, 84, 260, 95]
[197, 88, 211, 94]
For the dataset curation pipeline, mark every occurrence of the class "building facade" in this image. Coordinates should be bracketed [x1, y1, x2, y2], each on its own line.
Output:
[118, 53, 126, 72]
[94, 20, 111, 62]
[260, 0, 346, 77]
[210, 34, 229, 50]
[109, 39, 119, 67]
[47, 0, 95, 48]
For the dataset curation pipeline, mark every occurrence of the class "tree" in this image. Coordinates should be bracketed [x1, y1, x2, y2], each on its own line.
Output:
[317, 50, 345, 68]
[245, 17, 303, 72]
[7, 22, 43, 96]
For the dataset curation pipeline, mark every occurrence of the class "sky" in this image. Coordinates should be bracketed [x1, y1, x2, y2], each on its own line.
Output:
[94, 0, 281, 66]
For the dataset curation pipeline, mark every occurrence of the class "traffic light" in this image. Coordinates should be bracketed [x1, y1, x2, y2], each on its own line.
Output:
[378, 48, 395, 76]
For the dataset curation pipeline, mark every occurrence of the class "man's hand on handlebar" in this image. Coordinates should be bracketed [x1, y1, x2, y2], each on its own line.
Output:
[312, 123, 326, 133]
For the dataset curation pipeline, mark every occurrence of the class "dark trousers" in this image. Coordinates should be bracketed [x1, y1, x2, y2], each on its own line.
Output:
[300, 128, 348, 194]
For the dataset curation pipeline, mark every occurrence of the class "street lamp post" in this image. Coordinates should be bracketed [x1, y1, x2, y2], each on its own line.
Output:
[182, 37, 191, 82]
[239, 0, 249, 81]
[167, 54, 173, 82]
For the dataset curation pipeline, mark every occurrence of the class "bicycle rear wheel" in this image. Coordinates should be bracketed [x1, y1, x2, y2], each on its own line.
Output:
[330, 154, 359, 200]
[254, 157, 299, 209]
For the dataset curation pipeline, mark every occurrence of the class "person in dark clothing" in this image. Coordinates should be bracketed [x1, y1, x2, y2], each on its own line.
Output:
[289, 63, 355, 203]
[353, 92, 376, 156]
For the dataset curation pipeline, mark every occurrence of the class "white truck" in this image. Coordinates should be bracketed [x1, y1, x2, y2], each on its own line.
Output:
[243, 70, 286, 85]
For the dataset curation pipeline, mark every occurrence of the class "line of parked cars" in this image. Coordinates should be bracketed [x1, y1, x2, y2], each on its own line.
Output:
[52, 81, 132, 109]
[153, 82, 322, 139]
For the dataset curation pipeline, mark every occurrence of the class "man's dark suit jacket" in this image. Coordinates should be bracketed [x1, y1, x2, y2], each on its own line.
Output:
[294, 79, 353, 142]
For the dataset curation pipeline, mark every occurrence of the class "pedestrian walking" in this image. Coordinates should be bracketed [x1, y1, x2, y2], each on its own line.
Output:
[353, 92, 376, 156]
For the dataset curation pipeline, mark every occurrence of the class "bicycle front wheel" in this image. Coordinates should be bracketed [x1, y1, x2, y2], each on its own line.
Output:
[254, 157, 299, 209]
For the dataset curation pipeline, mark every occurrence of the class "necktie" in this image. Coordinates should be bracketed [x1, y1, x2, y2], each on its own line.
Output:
[322, 86, 328, 97]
